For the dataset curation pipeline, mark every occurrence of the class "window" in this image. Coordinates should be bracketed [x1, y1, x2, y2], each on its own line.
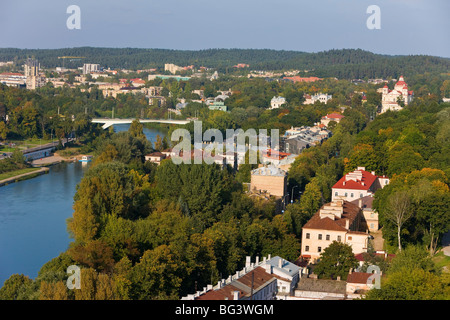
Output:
[345, 192, 348, 197]
[337, 236, 342, 242]
[305, 245, 309, 251]
[326, 234, 330, 241]
[360, 193, 363, 198]
[306, 233, 310, 239]
[350, 193, 354, 198]
[348, 236, 352, 241]
[318, 247, 322, 253]
[318, 234, 322, 240]
[335, 192, 338, 196]
[370, 223, 375, 229]
[370, 213, 375, 218]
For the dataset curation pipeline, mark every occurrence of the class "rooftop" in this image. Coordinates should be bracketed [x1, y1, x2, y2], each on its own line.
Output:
[332, 167, 379, 191]
[303, 200, 362, 232]
[251, 165, 287, 177]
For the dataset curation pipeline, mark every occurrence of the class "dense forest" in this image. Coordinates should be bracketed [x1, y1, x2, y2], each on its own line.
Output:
[1, 47, 449, 79]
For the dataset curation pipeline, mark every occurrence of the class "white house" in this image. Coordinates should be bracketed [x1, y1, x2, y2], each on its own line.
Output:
[270, 96, 286, 109]
[331, 167, 389, 202]
[304, 93, 332, 105]
[380, 76, 414, 113]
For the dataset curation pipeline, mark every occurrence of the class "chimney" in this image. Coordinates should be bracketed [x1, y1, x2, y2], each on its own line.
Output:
[345, 219, 350, 230]
[207, 284, 213, 291]
[265, 264, 272, 274]
[358, 198, 362, 208]
[349, 268, 353, 274]
[371, 171, 376, 175]
[268, 254, 271, 260]
[217, 281, 222, 289]
[245, 256, 251, 269]
[255, 256, 260, 265]
[233, 291, 240, 300]
[337, 276, 341, 281]
[278, 258, 283, 268]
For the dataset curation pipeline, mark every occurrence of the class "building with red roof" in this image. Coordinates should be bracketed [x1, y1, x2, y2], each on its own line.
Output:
[332, 167, 389, 202]
[181, 255, 301, 300]
[284, 76, 322, 83]
[300, 199, 370, 263]
[321, 113, 345, 127]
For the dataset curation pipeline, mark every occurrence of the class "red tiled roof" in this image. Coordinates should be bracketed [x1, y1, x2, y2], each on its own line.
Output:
[323, 113, 345, 120]
[146, 152, 165, 158]
[0, 72, 24, 76]
[196, 267, 276, 300]
[347, 272, 372, 284]
[303, 201, 361, 232]
[332, 170, 378, 191]
[284, 76, 322, 83]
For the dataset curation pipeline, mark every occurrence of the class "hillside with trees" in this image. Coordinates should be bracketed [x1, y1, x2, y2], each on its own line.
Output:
[1, 47, 449, 79]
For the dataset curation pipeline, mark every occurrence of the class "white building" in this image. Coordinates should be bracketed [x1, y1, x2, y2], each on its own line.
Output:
[181, 255, 301, 300]
[304, 93, 332, 105]
[380, 76, 414, 113]
[331, 167, 389, 202]
[270, 96, 286, 109]
[82, 63, 100, 75]
[164, 63, 184, 74]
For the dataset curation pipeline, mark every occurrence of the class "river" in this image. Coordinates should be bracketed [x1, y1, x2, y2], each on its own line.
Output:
[0, 124, 166, 286]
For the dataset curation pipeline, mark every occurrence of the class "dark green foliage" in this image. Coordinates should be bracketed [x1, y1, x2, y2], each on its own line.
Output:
[0, 48, 448, 79]
[313, 241, 359, 280]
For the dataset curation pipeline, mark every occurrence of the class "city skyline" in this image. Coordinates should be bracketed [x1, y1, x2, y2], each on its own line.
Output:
[0, 0, 449, 58]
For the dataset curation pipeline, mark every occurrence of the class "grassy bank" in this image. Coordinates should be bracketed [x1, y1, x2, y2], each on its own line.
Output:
[0, 167, 42, 180]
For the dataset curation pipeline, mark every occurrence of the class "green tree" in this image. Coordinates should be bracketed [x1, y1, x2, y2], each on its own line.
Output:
[129, 245, 185, 299]
[0, 121, 8, 140]
[364, 268, 449, 300]
[298, 178, 323, 216]
[314, 241, 359, 280]
[128, 119, 146, 140]
[383, 190, 412, 251]
[388, 245, 437, 274]
[0, 274, 33, 300]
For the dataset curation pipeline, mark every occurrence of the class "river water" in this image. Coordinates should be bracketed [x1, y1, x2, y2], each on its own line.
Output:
[0, 124, 166, 286]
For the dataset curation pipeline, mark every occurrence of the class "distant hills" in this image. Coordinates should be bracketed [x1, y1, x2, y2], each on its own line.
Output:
[0, 47, 448, 79]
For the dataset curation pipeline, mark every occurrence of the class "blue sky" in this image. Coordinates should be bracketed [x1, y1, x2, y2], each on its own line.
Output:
[0, 0, 448, 57]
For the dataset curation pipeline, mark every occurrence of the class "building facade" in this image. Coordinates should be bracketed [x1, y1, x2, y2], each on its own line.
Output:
[380, 76, 414, 113]
[250, 165, 287, 198]
[301, 200, 369, 263]
[304, 93, 332, 105]
[181, 255, 300, 300]
[270, 96, 286, 109]
[82, 63, 100, 75]
[331, 167, 389, 202]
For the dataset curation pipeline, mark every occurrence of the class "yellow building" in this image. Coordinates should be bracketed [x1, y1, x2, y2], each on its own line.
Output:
[250, 165, 287, 198]
[301, 200, 369, 263]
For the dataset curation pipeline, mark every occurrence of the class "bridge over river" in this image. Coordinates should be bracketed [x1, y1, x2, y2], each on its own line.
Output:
[91, 118, 191, 129]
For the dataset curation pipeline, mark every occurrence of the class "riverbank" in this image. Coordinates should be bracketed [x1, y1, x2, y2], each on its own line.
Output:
[30, 153, 78, 167]
[0, 167, 49, 187]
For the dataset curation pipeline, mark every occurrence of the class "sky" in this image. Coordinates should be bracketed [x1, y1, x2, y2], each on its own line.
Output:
[0, 0, 449, 57]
